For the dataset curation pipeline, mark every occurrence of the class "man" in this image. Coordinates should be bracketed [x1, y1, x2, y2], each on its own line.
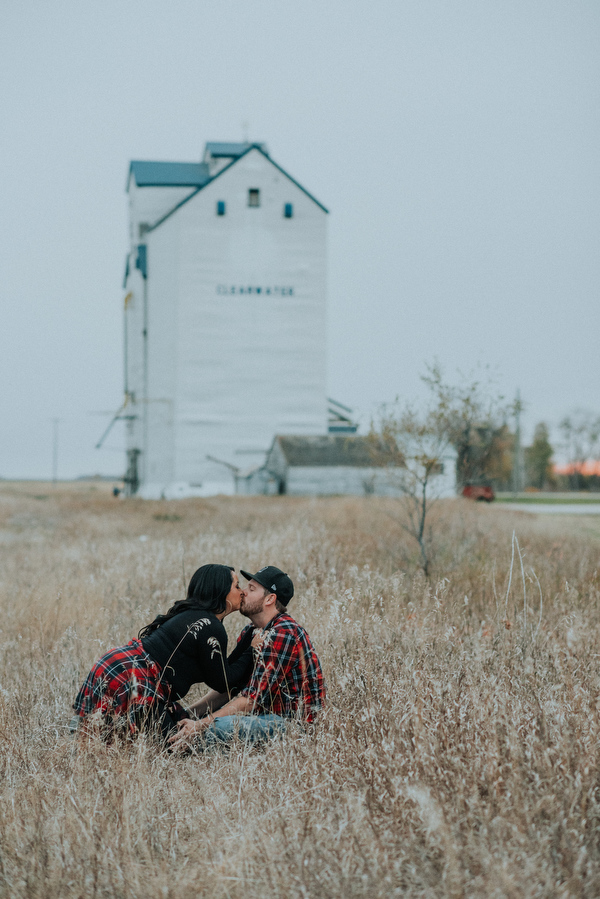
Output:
[169, 566, 325, 749]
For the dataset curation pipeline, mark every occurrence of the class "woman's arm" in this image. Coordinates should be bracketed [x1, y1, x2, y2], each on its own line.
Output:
[186, 689, 230, 718]
[226, 624, 255, 664]
[200, 624, 256, 694]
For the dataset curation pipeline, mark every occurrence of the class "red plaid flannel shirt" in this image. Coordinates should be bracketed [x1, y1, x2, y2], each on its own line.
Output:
[239, 612, 325, 723]
[73, 639, 173, 726]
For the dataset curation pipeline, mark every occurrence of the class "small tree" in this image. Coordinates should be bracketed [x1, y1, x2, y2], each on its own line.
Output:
[525, 422, 554, 489]
[370, 364, 509, 577]
[371, 402, 452, 578]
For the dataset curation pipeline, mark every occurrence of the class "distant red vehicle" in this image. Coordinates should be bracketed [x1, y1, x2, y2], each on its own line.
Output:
[462, 484, 495, 503]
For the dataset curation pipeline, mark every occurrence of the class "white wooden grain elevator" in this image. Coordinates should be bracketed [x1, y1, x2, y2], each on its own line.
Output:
[121, 142, 328, 497]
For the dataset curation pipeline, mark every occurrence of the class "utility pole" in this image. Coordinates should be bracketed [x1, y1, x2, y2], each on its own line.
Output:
[512, 391, 524, 494]
[51, 418, 60, 484]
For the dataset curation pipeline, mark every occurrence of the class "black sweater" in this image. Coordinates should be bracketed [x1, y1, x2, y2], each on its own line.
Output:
[141, 610, 254, 700]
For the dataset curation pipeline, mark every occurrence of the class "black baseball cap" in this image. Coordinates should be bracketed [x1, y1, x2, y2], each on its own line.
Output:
[240, 566, 294, 606]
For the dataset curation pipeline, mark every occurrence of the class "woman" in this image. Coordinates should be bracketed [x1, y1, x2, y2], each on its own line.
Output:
[71, 564, 257, 741]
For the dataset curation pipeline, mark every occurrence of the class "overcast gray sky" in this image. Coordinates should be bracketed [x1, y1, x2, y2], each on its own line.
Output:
[1, 1, 598, 478]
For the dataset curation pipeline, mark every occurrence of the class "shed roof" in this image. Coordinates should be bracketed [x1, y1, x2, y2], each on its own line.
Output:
[128, 160, 210, 189]
[271, 435, 387, 468]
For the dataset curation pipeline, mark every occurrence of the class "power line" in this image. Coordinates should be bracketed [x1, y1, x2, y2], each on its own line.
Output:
[51, 418, 60, 483]
[512, 390, 524, 494]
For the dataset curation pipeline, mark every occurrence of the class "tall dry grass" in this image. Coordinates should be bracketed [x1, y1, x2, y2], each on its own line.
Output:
[0, 482, 600, 896]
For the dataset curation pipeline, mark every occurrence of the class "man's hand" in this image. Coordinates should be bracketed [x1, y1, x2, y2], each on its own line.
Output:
[251, 629, 264, 653]
[168, 716, 210, 752]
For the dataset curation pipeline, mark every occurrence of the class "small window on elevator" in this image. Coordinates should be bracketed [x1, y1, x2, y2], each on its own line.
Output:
[284, 203, 293, 218]
[216, 200, 226, 216]
[248, 188, 260, 207]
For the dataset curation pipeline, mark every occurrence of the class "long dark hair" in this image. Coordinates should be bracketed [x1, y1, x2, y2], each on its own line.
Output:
[138, 564, 234, 639]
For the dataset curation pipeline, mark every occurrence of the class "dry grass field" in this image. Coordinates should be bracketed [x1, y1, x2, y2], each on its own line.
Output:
[1, 482, 600, 897]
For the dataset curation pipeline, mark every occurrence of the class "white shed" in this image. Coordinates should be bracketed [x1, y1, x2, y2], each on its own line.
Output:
[122, 143, 328, 497]
[254, 435, 458, 498]
[260, 435, 401, 497]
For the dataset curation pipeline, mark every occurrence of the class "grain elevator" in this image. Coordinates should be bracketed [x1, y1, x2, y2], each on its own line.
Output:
[121, 142, 328, 497]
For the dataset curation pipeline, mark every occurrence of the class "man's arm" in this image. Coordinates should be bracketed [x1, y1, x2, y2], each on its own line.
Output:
[206, 693, 254, 720]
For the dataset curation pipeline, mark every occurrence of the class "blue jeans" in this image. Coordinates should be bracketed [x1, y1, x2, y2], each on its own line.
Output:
[203, 714, 287, 747]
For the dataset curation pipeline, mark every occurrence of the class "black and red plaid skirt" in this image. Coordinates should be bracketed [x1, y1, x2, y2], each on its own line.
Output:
[72, 639, 185, 736]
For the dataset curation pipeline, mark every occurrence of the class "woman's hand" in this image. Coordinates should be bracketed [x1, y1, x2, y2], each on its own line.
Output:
[251, 629, 264, 653]
[168, 716, 211, 751]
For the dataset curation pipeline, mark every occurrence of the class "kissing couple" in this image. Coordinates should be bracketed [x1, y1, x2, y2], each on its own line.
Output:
[70, 564, 325, 750]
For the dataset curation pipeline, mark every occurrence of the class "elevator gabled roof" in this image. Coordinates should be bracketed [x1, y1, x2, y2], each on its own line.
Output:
[129, 143, 328, 228]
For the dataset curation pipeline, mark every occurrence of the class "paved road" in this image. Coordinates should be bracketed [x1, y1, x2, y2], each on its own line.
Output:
[499, 503, 600, 515]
